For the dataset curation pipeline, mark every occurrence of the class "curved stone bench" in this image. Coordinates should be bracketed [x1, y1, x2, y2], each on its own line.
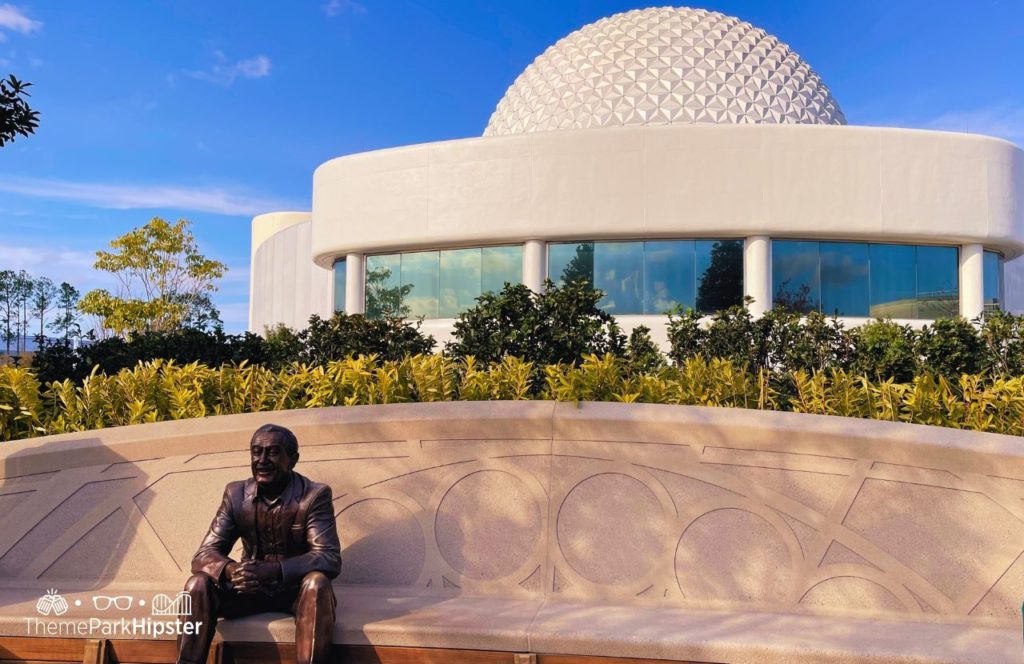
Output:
[1, 401, 1022, 663]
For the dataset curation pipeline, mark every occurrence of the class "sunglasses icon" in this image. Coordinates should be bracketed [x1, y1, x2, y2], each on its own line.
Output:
[92, 595, 133, 611]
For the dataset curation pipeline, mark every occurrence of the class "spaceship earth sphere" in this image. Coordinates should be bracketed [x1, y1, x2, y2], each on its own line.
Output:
[484, 6, 846, 136]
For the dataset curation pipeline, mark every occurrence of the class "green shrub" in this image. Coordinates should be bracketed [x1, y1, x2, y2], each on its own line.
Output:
[665, 306, 705, 365]
[851, 319, 919, 382]
[31, 327, 271, 384]
[447, 281, 625, 368]
[980, 311, 1024, 376]
[299, 312, 434, 364]
[624, 325, 666, 375]
[915, 317, 984, 378]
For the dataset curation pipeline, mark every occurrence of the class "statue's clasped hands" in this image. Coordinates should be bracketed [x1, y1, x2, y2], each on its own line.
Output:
[225, 560, 282, 594]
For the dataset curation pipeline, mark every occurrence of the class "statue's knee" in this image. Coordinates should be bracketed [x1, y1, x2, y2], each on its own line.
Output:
[184, 573, 213, 596]
[301, 571, 330, 593]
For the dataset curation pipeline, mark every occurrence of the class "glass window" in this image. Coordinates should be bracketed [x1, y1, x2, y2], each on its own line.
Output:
[595, 241, 644, 314]
[984, 250, 1003, 312]
[481, 246, 523, 294]
[820, 242, 869, 316]
[644, 240, 694, 314]
[366, 254, 402, 318]
[695, 240, 744, 313]
[367, 245, 524, 319]
[772, 240, 959, 319]
[333, 259, 346, 313]
[439, 248, 481, 318]
[549, 242, 594, 287]
[772, 241, 820, 314]
[869, 244, 916, 318]
[401, 251, 440, 318]
[917, 246, 959, 319]
[549, 239, 743, 315]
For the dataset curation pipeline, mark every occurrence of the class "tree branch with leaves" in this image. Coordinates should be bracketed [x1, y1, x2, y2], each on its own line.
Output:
[0, 75, 39, 147]
[79, 217, 227, 337]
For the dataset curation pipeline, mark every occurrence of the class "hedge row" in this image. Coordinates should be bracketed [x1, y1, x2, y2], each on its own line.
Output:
[27, 280, 1024, 387]
[3, 354, 1023, 441]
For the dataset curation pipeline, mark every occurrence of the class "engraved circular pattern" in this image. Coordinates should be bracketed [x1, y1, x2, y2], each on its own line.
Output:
[675, 508, 791, 602]
[485, 6, 845, 136]
[435, 470, 542, 580]
[557, 472, 667, 585]
[337, 498, 426, 586]
[801, 576, 906, 612]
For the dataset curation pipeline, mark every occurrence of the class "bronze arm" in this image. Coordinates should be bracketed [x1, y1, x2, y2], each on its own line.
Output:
[191, 485, 240, 583]
[280, 485, 342, 586]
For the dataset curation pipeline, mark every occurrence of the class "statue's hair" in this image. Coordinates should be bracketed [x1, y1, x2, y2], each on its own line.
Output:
[251, 423, 299, 458]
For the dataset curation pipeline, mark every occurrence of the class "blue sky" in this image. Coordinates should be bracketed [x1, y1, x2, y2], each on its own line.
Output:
[1, 0, 1022, 332]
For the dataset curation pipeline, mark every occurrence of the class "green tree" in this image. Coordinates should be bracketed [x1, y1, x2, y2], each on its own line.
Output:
[13, 270, 33, 354]
[49, 282, 81, 342]
[78, 218, 227, 337]
[31, 276, 58, 343]
[0, 75, 39, 147]
[0, 270, 14, 355]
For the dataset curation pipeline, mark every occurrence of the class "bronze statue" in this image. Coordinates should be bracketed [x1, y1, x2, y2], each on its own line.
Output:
[176, 424, 341, 664]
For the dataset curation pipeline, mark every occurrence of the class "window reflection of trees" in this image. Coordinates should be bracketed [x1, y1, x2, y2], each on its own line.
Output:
[365, 264, 411, 319]
[772, 240, 960, 319]
[559, 242, 594, 287]
[365, 247, 523, 320]
[696, 240, 743, 313]
[552, 239, 743, 315]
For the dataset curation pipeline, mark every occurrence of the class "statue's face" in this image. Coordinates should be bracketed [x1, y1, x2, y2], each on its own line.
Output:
[250, 431, 296, 489]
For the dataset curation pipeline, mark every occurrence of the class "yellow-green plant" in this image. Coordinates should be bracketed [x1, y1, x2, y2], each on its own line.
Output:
[3, 355, 1024, 442]
[0, 366, 45, 440]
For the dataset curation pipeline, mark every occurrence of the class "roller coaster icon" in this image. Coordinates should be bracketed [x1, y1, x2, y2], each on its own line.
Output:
[150, 591, 192, 617]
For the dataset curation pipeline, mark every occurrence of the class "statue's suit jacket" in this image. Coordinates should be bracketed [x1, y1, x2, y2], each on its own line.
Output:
[192, 471, 342, 589]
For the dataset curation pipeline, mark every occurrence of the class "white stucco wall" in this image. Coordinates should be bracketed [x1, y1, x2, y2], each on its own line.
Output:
[310, 124, 1024, 266]
[250, 215, 333, 333]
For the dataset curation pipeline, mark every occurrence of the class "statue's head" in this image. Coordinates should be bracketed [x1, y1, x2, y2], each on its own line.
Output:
[250, 423, 299, 490]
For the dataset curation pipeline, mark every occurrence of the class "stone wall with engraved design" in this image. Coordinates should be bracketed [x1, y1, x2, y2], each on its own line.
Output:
[1, 401, 1022, 627]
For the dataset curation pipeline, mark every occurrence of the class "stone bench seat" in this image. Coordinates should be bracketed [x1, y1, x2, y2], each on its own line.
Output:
[2, 402, 1023, 663]
[0, 585, 1016, 663]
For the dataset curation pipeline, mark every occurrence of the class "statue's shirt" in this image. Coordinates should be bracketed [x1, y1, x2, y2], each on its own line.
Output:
[254, 475, 293, 560]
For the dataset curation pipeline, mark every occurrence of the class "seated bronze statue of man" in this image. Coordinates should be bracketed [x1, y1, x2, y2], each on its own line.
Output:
[176, 423, 341, 664]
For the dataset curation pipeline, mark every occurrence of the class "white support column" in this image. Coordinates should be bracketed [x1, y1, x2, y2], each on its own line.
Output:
[523, 239, 547, 292]
[959, 243, 984, 319]
[345, 252, 365, 314]
[744, 236, 771, 317]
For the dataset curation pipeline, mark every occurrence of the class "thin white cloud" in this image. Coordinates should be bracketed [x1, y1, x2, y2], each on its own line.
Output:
[0, 176, 302, 217]
[1, 245, 95, 273]
[216, 301, 251, 331]
[324, 0, 367, 17]
[0, 4, 41, 36]
[219, 265, 251, 285]
[921, 104, 1024, 143]
[863, 103, 1024, 144]
[189, 51, 272, 86]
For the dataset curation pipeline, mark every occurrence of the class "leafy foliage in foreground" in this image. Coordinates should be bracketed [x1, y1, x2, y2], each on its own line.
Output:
[30, 313, 435, 384]
[4, 354, 1024, 441]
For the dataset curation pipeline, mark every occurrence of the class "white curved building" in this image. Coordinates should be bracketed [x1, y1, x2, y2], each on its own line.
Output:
[250, 7, 1024, 343]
